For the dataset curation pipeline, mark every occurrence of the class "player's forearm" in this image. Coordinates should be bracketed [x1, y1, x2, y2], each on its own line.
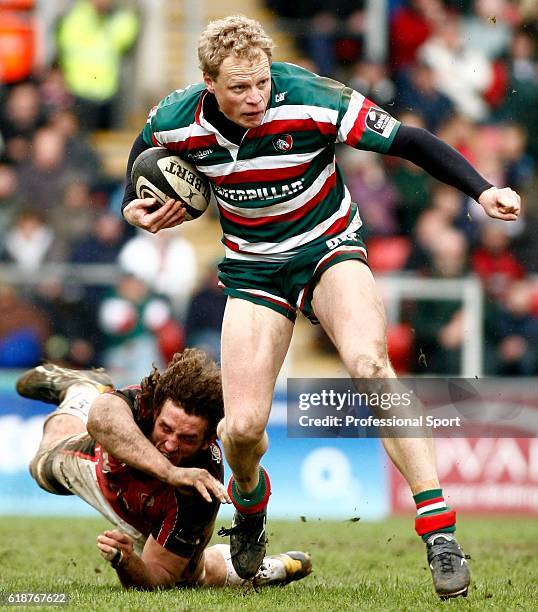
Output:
[115, 553, 177, 590]
[87, 395, 174, 483]
[388, 125, 492, 201]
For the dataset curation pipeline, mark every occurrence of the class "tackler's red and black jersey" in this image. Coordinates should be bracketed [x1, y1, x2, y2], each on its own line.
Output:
[95, 385, 224, 558]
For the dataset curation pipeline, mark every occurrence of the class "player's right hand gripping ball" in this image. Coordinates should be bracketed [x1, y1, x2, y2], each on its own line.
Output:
[131, 147, 211, 220]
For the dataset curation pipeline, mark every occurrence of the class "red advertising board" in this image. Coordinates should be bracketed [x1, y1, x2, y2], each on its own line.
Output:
[390, 438, 538, 514]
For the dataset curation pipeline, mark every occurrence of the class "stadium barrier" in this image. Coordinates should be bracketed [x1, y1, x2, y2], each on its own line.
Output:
[378, 275, 484, 377]
[0, 263, 485, 377]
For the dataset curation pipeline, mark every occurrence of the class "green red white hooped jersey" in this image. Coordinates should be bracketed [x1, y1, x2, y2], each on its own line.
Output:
[142, 62, 401, 262]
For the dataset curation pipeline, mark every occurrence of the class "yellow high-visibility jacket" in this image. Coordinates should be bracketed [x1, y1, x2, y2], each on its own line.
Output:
[57, 0, 139, 101]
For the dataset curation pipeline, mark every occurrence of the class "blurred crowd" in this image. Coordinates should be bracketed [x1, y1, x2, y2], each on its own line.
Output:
[0, 0, 226, 379]
[269, 0, 538, 376]
[0, 0, 537, 377]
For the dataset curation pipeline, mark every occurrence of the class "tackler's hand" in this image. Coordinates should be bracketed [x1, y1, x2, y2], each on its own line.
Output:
[167, 467, 231, 504]
[478, 186, 521, 222]
[97, 529, 134, 568]
[123, 198, 186, 233]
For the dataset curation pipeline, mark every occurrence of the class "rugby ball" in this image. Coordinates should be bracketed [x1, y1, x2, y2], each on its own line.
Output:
[131, 147, 211, 221]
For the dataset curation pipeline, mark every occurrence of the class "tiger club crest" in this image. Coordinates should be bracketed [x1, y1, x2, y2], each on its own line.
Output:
[272, 134, 293, 152]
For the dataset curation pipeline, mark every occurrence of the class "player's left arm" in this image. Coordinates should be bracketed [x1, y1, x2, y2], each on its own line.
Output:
[334, 86, 521, 220]
[387, 125, 521, 220]
[97, 530, 189, 589]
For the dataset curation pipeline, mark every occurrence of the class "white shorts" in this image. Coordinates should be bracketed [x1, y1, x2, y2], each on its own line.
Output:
[31, 433, 146, 553]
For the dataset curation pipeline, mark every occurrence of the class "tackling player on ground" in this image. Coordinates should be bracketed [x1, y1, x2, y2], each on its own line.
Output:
[121, 15, 521, 599]
[16, 351, 311, 590]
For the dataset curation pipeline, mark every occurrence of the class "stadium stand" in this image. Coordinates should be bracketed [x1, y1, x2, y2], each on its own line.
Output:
[0, 0, 537, 378]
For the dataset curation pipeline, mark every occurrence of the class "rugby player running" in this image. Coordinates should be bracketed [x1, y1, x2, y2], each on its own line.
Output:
[17, 350, 311, 589]
[121, 16, 520, 599]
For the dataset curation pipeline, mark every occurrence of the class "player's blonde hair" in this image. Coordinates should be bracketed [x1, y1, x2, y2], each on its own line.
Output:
[198, 14, 274, 79]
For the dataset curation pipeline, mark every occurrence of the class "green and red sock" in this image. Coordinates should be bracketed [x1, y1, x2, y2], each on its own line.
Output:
[228, 467, 271, 515]
[414, 488, 456, 541]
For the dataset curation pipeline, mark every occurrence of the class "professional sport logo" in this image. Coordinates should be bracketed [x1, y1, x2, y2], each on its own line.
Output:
[365, 108, 396, 138]
[272, 134, 293, 152]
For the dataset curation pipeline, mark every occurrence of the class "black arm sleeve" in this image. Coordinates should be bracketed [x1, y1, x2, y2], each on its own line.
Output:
[388, 125, 493, 202]
[121, 132, 153, 215]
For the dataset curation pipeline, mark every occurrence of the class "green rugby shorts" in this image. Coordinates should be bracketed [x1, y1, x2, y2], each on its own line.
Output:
[218, 208, 369, 323]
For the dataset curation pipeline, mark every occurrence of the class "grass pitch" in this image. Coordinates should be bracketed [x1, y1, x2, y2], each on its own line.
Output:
[1, 516, 537, 611]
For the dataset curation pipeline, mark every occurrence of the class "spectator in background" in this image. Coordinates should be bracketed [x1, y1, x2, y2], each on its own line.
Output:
[405, 207, 452, 273]
[513, 195, 538, 273]
[55, 0, 139, 130]
[48, 177, 99, 262]
[463, 0, 512, 60]
[185, 268, 227, 362]
[0, 0, 534, 389]
[266, 0, 365, 78]
[395, 61, 454, 132]
[348, 60, 397, 108]
[118, 227, 197, 320]
[38, 64, 74, 115]
[2, 210, 55, 273]
[390, 0, 445, 73]
[520, 0, 538, 23]
[419, 14, 493, 121]
[341, 150, 399, 237]
[468, 126, 507, 187]
[472, 222, 525, 299]
[0, 284, 50, 368]
[499, 26, 538, 159]
[491, 279, 538, 375]
[263, 1, 321, 73]
[0, 81, 46, 164]
[325, 1, 366, 75]
[69, 212, 127, 318]
[0, 163, 23, 241]
[429, 184, 472, 241]
[436, 114, 478, 163]
[430, 184, 465, 227]
[264, 1, 313, 47]
[98, 275, 180, 380]
[69, 212, 126, 264]
[412, 228, 469, 374]
[34, 279, 100, 368]
[16, 127, 76, 215]
[0, 81, 44, 142]
[48, 108, 103, 186]
[498, 122, 535, 191]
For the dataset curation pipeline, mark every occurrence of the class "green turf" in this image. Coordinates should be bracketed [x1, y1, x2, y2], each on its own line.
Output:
[1, 516, 537, 611]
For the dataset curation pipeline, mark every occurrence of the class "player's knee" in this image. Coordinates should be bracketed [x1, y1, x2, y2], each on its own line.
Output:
[225, 417, 266, 448]
[29, 443, 49, 483]
[29, 454, 39, 481]
[350, 353, 391, 379]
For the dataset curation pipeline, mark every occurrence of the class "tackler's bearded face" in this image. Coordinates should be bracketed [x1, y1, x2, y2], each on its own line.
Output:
[204, 51, 271, 129]
[150, 400, 209, 465]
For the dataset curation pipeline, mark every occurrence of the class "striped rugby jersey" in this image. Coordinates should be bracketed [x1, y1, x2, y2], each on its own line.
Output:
[142, 62, 401, 262]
